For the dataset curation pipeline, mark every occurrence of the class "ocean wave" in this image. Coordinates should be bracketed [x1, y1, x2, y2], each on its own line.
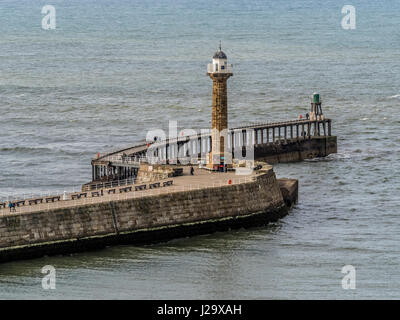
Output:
[0, 146, 92, 157]
[390, 94, 400, 99]
[309, 148, 391, 163]
[0, 146, 52, 153]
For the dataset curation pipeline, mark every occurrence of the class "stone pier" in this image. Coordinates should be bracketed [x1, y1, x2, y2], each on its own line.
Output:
[0, 166, 297, 263]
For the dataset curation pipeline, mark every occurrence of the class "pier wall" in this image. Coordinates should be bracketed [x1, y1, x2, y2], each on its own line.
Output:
[0, 168, 294, 262]
[254, 136, 337, 164]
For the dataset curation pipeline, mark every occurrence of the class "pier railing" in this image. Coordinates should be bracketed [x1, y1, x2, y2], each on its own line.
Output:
[93, 118, 332, 161]
[145, 118, 332, 160]
[100, 155, 144, 166]
[82, 177, 137, 192]
[207, 63, 233, 74]
[148, 118, 332, 150]
[89, 118, 333, 182]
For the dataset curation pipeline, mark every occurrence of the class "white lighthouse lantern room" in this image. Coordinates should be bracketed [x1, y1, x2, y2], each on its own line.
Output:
[207, 43, 233, 74]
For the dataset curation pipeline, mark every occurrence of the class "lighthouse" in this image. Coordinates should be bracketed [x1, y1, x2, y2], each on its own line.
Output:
[310, 92, 324, 121]
[207, 44, 233, 170]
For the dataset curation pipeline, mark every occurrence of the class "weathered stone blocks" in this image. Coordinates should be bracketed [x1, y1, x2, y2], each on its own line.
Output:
[0, 168, 296, 262]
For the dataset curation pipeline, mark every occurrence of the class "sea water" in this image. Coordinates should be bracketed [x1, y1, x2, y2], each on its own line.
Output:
[0, 0, 399, 299]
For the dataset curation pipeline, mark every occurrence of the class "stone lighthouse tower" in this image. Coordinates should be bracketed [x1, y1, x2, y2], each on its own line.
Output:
[207, 44, 233, 170]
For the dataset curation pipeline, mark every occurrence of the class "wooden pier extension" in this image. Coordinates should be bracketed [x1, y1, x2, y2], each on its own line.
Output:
[90, 118, 337, 183]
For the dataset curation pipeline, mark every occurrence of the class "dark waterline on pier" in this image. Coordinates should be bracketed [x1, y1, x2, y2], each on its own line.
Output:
[1, 0, 400, 299]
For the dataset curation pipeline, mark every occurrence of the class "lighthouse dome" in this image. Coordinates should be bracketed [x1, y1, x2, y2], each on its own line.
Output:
[213, 50, 227, 59]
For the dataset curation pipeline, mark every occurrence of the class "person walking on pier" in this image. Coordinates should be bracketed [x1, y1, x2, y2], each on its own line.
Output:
[8, 201, 16, 213]
[190, 166, 194, 176]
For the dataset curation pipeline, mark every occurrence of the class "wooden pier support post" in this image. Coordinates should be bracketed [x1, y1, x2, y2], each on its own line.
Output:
[283, 126, 287, 142]
[255, 129, 258, 145]
[272, 127, 275, 142]
[328, 120, 332, 136]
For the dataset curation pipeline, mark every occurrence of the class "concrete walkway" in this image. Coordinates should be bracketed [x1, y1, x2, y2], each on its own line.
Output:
[0, 167, 258, 216]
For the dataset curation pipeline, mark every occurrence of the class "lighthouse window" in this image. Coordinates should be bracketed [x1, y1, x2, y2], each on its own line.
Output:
[221, 65, 225, 70]
[215, 63, 218, 71]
